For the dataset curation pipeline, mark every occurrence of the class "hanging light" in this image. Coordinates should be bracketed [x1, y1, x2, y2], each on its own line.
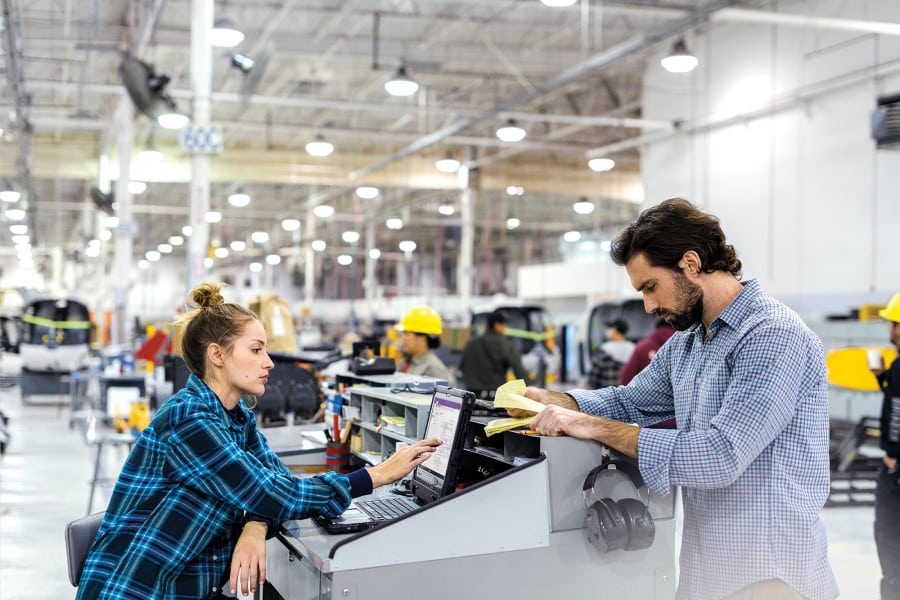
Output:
[563, 231, 582, 242]
[210, 17, 245, 48]
[342, 230, 360, 243]
[249, 262, 263, 273]
[368, 248, 381, 260]
[266, 254, 281, 265]
[157, 111, 189, 130]
[281, 218, 300, 231]
[385, 218, 403, 230]
[311, 240, 327, 252]
[496, 119, 526, 142]
[205, 210, 222, 223]
[128, 181, 147, 195]
[313, 204, 334, 218]
[588, 157, 616, 172]
[384, 66, 419, 97]
[398, 240, 417, 253]
[438, 204, 455, 216]
[356, 186, 379, 200]
[337, 254, 353, 266]
[228, 190, 251, 207]
[0, 189, 21, 203]
[137, 146, 164, 164]
[506, 217, 521, 230]
[251, 231, 269, 244]
[661, 39, 698, 73]
[305, 134, 334, 157]
[435, 153, 461, 173]
[230, 240, 246, 252]
[573, 199, 595, 215]
[540, 0, 577, 6]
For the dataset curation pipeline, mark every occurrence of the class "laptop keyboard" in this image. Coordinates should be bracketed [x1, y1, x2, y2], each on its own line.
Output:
[355, 496, 420, 520]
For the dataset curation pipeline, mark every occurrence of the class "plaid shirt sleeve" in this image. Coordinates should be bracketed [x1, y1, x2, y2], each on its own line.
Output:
[161, 403, 352, 521]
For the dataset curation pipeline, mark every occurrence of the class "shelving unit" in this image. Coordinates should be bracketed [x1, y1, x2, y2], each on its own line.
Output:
[345, 386, 434, 465]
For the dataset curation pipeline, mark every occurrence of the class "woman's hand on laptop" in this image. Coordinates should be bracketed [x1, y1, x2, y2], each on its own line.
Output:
[367, 438, 442, 488]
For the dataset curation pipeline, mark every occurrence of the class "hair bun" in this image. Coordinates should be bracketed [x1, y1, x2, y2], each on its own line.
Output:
[191, 283, 226, 309]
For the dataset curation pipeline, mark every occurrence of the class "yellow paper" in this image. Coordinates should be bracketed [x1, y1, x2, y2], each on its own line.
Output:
[493, 379, 545, 414]
[484, 417, 533, 437]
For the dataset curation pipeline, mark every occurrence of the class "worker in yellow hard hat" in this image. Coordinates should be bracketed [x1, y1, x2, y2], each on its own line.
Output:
[873, 290, 900, 599]
[396, 306, 455, 386]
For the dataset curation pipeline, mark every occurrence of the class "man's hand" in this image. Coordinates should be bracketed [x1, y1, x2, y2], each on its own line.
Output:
[530, 405, 640, 458]
[230, 521, 267, 597]
[885, 456, 897, 472]
[367, 438, 441, 488]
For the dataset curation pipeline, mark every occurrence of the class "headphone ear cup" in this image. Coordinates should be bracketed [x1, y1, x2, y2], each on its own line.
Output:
[616, 498, 656, 551]
[584, 497, 628, 553]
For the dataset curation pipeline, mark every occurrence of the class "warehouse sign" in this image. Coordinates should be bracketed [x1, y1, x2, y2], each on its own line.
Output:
[180, 125, 223, 154]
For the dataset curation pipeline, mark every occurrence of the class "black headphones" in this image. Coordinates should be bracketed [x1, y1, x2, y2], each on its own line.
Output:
[582, 456, 655, 553]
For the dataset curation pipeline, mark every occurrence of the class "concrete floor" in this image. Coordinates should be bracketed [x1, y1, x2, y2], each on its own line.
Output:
[0, 384, 882, 599]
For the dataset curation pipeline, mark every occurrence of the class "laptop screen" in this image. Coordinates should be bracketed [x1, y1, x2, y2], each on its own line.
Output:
[410, 386, 474, 502]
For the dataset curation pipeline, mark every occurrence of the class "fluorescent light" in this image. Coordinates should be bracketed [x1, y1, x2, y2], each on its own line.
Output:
[540, 0, 577, 6]
[563, 231, 582, 242]
[266, 254, 281, 265]
[158, 243, 173, 254]
[356, 186, 379, 200]
[281, 219, 300, 231]
[182, 225, 193, 237]
[661, 39, 698, 73]
[313, 204, 334, 218]
[9, 224, 27, 235]
[249, 262, 263, 273]
[398, 240, 417, 253]
[210, 17, 244, 48]
[385, 218, 403, 230]
[368, 248, 381, 260]
[337, 254, 353, 266]
[311, 240, 327, 252]
[169, 235, 184, 246]
[230, 240, 246, 252]
[5, 209, 25, 221]
[146, 250, 161, 261]
[573, 200, 595, 215]
[506, 186, 525, 196]
[384, 66, 419, 97]
[507, 217, 521, 230]
[214, 247, 229, 258]
[251, 231, 269, 244]
[342, 230, 360, 243]
[305, 135, 334, 157]
[205, 210, 222, 223]
[438, 204, 455, 216]
[588, 157, 616, 172]
[11, 235, 29, 245]
[496, 119, 526, 142]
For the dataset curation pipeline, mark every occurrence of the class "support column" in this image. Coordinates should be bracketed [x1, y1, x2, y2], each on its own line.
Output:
[364, 220, 376, 307]
[457, 159, 477, 315]
[112, 100, 134, 347]
[187, 0, 212, 291]
[304, 205, 316, 310]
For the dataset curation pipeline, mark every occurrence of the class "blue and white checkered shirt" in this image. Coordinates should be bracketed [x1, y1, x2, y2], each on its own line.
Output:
[570, 279, 838, 599]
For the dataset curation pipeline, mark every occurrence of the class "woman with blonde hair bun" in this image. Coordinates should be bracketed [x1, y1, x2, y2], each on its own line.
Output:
[77, 282, 440, 600]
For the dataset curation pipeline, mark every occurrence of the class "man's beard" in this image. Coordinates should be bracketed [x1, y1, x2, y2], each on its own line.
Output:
[657, 270, 704, 331]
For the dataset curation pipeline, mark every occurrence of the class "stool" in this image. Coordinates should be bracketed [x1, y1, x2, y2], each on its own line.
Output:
[86, 432, 135, 514]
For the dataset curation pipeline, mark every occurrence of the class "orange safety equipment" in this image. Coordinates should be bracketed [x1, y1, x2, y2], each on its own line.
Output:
[397, 306, 443, 336]
[880, 292, 900, 323]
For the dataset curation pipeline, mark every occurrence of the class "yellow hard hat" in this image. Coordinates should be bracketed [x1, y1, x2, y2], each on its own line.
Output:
[880, 292, 900, 323]
[398, 306, 443, 335]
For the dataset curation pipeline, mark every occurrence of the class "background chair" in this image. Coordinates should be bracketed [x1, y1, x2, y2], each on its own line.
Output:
[65, 511, 104, 586]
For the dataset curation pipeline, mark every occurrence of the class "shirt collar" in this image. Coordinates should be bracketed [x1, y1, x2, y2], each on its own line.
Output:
[712, 278, 759, 331]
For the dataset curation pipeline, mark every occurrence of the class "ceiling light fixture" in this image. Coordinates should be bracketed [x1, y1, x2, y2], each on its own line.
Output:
[356, 186, 379, 200]
[182, 225, 193, 237]
[540, 0, 577, 6]
[506, 217, 521, 230]
[251, 231, 269, 244]
[210, 17, 245, 48]
[205, 210, 222, 223]
[398, 240, 417, 253]
[230, 53, 254, 74]
[385, 218, 403, 230]
[311, 240, 327, 252]
[137, 146, 164, 164]
[169, 235, 184, 246]
[435, 153, 461, 173]
[573, 199, 595, 215]
[6, 208, 25, 221]
[368, 248, 381, 260]
[588, 157, 616, 172]
[661, 39, 698, 73]
[128, 181, 147, 195]
[337, 254, 353, 266]
[496, 119, 526, 143]
[230, 240, 246, 252]
[342, 230, 360, 243]
[281, 219, 300, 231]
[249, 262, 262, 273]
[0, 189, 21, 203]
[266, 254, 281, 265]
[214, 247, 229, 258]
[563, 230, 582, 242]
[204, 257, 214, 268]
[384, 66, 419, 97]
[305, 134, 334, 157]
[438, 204, 455, 216]
[313, 204, 334, 218]
[506, 185, 525, 196]
[157, 111, 189, 130]
[228, 190, 251, 207]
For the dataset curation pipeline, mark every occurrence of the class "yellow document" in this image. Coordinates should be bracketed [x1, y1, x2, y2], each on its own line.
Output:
[484, 417, 533, 437]
[492, 379, 546, 414]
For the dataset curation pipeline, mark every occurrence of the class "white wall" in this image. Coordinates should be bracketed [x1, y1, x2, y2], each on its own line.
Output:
[641, 0, 900, 309]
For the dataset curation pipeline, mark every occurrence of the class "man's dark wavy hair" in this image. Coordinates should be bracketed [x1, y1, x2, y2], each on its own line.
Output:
[610, 198, 742, 277]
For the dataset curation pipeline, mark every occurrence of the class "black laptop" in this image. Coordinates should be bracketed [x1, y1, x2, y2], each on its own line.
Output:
[315, 386, 476, 534]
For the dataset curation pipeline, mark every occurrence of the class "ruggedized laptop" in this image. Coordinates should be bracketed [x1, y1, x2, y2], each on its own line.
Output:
[315, 385, 476, 534]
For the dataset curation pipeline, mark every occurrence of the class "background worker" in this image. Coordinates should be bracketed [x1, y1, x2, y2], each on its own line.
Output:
[460, 310, 528, 399]
[76, 283, 440, 600]
[871, 291, 900, 600]
[587, 318, 635, 388]
[396, 306, 455, 385]
[522, 198, 836, 600]
[618, 318, 676, 385]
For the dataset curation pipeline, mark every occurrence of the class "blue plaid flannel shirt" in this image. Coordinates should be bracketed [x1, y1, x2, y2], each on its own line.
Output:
[569, 280, 838, 599]
[77, 373, 361, 600]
